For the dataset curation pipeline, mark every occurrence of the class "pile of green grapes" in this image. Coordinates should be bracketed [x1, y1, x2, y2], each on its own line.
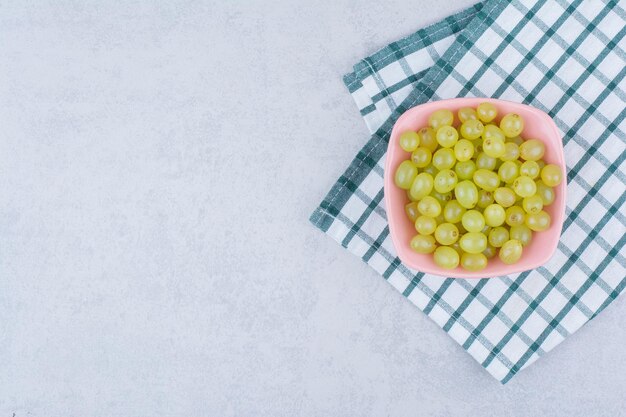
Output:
[394, 102, 563, 271]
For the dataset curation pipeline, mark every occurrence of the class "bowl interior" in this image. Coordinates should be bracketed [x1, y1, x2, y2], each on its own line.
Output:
[384, 98, 566, 278]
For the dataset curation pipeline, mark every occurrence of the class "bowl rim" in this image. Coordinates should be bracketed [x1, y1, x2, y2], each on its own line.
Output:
[384, 98, 566, 279]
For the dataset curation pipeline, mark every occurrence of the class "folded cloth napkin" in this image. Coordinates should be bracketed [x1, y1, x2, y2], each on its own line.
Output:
[310, 0, 626, 383]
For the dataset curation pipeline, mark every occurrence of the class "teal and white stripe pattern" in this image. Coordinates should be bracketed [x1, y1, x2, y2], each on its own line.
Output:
[310, 0, 625, 383]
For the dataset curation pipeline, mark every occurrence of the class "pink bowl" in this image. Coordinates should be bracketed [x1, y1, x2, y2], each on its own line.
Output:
[384, 98, 566, 279]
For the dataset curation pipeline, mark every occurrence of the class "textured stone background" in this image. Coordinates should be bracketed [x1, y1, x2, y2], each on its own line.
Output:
[1, 1, 625, 416]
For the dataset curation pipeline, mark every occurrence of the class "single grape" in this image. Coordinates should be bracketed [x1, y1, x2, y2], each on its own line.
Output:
[501, 142, 520, 161]
[399, 131, 420, 152]
[541, 164, 563, 186]
[405, 202, 420, 222]
[510, 225, 532, 246]
[410, 234, 437, 254]
[494, 187, 517, 207]
[434, 169, 458, 193]
[470, 137, 483, 153]
[512, 175, 537, 197]
[443, 200, 466, 224]
[500, 113, 525, 137]
[454, 139, 475, 161]
[505, 205, 526, 227]
[454, 180, 479, 209]
[459, 232, 488, 254]
[475, 152, 497, 170]
[473, 169, 500, 191]
[483, 244, 497, 259]
[477, 190, 494, 209]
[435, 223, 460, 245]
[411, 147, 432, 168]
[409, 172, 434, 200]
[484, 204, 506, 227]
[432, 148, 456, 170]
[522, 195, 543, 214]
[395, 160, 418, 189]
[415, 215, 437, 235]
[498, 160, 519, 184]
[507, 136, 524, 145]
[417, 127, 438, 152]
[428, 109, 454, 129]
[461, 252, 488, 271]
[488, 226, 510, 248]
[430, 190, 452, 205]
[436, 125, 459, 148]
[535, 180, 556, 206]
[462, 210, 485, 233]
[407, 190, 418, 202]
[482, 124, 506, 142]
[458, 107, 478, 123]
[519, 139, 545, 161]
[476, 102, 498, 123]
[525, 210, 551, 231]
[459, 119, 484, 140]
[499, 239, 523, 264]
[433, 246, 460, 269]
[455, 160, 477, 180]
[483, 137, 506, 158]
[520, 160, 540, 178]
[418, 196, 442, 217]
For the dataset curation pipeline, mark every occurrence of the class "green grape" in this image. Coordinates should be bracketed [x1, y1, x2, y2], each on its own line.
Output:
[494, 187, 517, 207]
[501, 142, 520, 161]
[470, 137, 483, 153]
[443, 200, 466, 224]
[510, 225, 532, 246]
[461, 252, 488, 271]
[428, 109, 454, 129]
[505, 205, 526, 227]
[399, 131, 420, 152]
[541, 164, 563, 186]
[483, 137, 506, 158]
[476, 102, 498, 123]
[454, 139, 475, 161]
[455, 160, 477, 180]
[450, 241, 463, 255]
[482, 124, 506, 142]
[434, 169, 458, 193]
[432, 148, 456, 170]
[512, 175, 537, 197]
[498, 160, 519, 184]
[433, 246, 460, 269]
[417, 127, 438, 152]
[522, 195, 543, 214]
[422, 164, 438, 176]
[434, 213, 446, 225]
[535, 180, 556, 206]
[430, 190, 452, 205]
[525, 210, 551, 231]
[520, 160, 540, 178]
[507, 136, 524, 145]
[411, 147, 432, 168]
[436, 125, 459, 148]
[435, 223, 460, 245]
[415, 215, 437, 235]
[499, 239, 523, 264]
[458, 107, 478, 122]
[483, 204, 506, 227]
[519, 139, 545, 161]
[461, 210, 485, 233]
[481, 224, 491, 234]
[488, 226, 509, 248]
[500, 113, 525, 137]
[418, 196, 442, 217]
[483, 244, 497, 259]
[477, 190, 494, 209]
[475, 152, 497, 170]
[459, 232, 488, 254]
[410, 234, 437, 254]
[405, 202, 420, 222]
[409, 172, 434, 200]
[459, 119, 484, 140]
[473, 169, 500, 191]
[454, 180, 479, 209]
[395, 160, 418, 189]
[407, 190, 418, 202]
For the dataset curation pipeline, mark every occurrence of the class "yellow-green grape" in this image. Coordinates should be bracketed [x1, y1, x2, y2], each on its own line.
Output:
[507, 136, 524, 145]
[535, 180, 556, 206]
[415, 215, 437, 235]
[395, 160, 418, 189]
[481, 224, 491, 234]
[501, 142, 520, 161]
[455, 160, 477, 180]
[519, 139, 545, 161]
[494, 187, 517, 207]
[483, 137, 506, 158]
[459, 119, 485, 140]
[432, 148, 456, 170]
[399, 131, 420, 152]
[422, 164, 438, 176]
[498, 160, 519, 184]
[510, 225, 532, 246]
[500, 113, 525, 137]
[470, 137, 483, 153]
[512, 175, 537, 197]
[520, 160, 540, 178]
[450, 241, 463, 255]
[443, 200, 466, 224]
[473, 168, 500, 191]
[526, 210, 551, 231]
[434, 213, 445, 225]
[454, 180, 479, 209]
[461, 252, 488, 271]
[435, 223, 460, 245]
[460, 232, 488, 254]
[417, 127, 438, 152]
[482, 124, 506, 142]
[476, 102, 498, 123]
[475, 152, 497, 170]
[436, 125, 459, 148]
[541, 164, 563, 186]
[407, 190, 418, 202]
[477, 190, 494, 209]
[484, 204, 506, 227]
[430, 190, 452, 205]
[522, 195, 543, 214]
[434, 169, 458, 193]
[411, 147, 432, 168]
[505, 205, 526, 227]
[536, 160, 546, 170]
[483, 244, 497, 259]
[454, 139, 475, 161]
[409, 172, 434, 200]
[434, 246, 460, 269]
[488, 226, 510, 248]
[428, 109, 454, 129]
[458, 107, 478, 123]
[405, 201, 420, 222]
[410, 234, 437, 254]
[462, 210, 485, 233]
[499, 239, 523, 264]
[418, 196, 442, 217]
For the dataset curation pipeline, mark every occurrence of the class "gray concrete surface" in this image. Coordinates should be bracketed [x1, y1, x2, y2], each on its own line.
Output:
[1, 1, 625, 416]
